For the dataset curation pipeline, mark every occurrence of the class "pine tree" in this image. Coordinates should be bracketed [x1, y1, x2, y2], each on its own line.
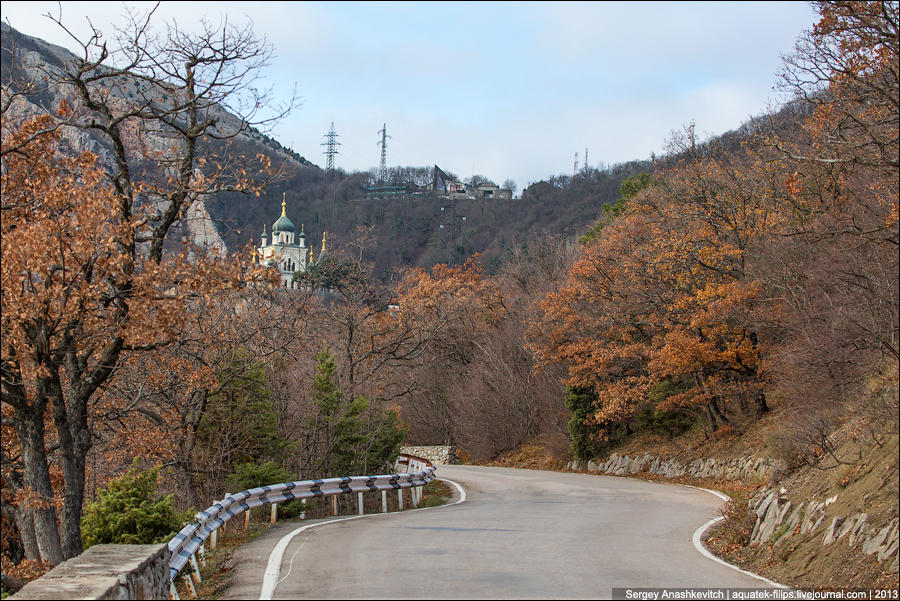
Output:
[309, 347, 403, 477]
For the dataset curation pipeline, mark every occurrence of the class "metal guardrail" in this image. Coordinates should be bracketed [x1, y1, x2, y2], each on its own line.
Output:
[167, 453, 435, 587]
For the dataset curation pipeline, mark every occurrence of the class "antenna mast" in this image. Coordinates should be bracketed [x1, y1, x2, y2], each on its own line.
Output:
[377, 123, 391, 184]
[321, 122, 341, 171]
[584, 148, 588, 172]
[573, 152, 579, 176]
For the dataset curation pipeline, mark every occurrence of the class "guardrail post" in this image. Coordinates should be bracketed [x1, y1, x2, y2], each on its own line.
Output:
[185, 572, 197, 599]
[243, 509, 250, 530]
[210, 527, 217, 549]
[397, 488, 403, 510]
[301, 498, 306, 519]
[270, 503, 278, 524]
[190, 552, 202, 586]
[381, 490, 387, 513]
[411, 487, 418, 508]
[331, 495, 338, 516]
[357, 492, 364, 515]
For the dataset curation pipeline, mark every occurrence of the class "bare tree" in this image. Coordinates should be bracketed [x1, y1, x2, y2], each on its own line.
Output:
[1, 5, 294, 562]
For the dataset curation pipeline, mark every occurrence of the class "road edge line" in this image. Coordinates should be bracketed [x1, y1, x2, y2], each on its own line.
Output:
[681, 484, 788, 589]
[258, 477, 466, 600]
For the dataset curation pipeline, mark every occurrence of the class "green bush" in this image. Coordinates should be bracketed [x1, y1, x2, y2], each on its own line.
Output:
[632, 407, 695, 438]
[81, 464, 188, 549]
[226, 460, 293, 492]
[635, 378, 696, 437]
[226, 460, 307, 520]
[565, 386, 605, 460]
[309, 347, 404, 477]
[277, 498, 308, 519]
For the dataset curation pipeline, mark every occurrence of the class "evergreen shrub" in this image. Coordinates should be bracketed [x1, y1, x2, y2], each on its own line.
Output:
[81, 464, 187, 549]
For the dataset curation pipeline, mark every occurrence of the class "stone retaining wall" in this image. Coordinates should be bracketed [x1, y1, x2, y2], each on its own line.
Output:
[748, 487, 899, 573]
[567, 452, 782, 482]
[10, 543, 170, 600]
[401, 445, 457, 465]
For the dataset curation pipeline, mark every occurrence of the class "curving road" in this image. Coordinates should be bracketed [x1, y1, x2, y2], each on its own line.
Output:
[226, 465, 774, 599]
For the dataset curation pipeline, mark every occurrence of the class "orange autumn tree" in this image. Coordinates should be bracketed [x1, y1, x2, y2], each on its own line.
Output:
[394, 257, 506, 365]
[533, 142, 781, 442]
[532, 204, 661, 435]
[534, 1, 897, 454]
[643, 138, 784, 424]
[0, 117, 253, 564]
[2, 11, 289, 563]
[748, 0, 899, 413]
[781, 1, 898, 172]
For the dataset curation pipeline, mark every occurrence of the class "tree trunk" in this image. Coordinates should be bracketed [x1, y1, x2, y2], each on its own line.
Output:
[754, 389, 770, 418]
[16, 406, 64, 564]
[49, 377, 91, 559]
[60, 461, 86, 559]
[2, 468, 37, 562]
[705, 403, 718, 440]
[709, 398, 731, 426]
[13, 505, 40, 562]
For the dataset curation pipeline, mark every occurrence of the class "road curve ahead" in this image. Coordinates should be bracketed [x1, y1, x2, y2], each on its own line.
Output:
[238, 465, 773, 599]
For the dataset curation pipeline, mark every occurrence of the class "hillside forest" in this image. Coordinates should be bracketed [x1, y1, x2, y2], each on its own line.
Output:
[0, 0, 897, 587]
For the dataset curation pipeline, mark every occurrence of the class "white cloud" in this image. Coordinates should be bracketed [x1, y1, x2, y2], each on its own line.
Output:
[2, 1, 819, 189]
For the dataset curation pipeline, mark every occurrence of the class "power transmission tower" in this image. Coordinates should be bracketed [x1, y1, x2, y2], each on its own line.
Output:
[321, 122, 341, 171]
[584, 147, 588, 172]
[377, 123, 391, 184]
[573, 152, 579, 176]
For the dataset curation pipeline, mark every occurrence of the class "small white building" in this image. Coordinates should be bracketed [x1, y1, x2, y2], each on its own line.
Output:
[257, 195, 311, 289]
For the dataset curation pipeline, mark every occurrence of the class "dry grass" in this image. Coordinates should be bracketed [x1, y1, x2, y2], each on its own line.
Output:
[185, 523, 267, 600]
[486, 437, 569, 471]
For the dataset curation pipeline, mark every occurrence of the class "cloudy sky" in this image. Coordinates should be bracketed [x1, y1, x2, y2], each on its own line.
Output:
[2, 1, 817, 189]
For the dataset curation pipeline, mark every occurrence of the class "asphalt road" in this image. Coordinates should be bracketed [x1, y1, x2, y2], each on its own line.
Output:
[226, 465, 773, 599]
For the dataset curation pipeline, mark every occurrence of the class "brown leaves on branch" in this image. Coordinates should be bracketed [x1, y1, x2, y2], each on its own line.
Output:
[531, 0, 898, 445]
[1, 115, 271, 563]
[2, 5, 293, 564]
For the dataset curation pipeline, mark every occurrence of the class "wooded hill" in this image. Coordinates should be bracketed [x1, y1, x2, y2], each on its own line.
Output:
[4, 21, 812, 283]
[1, 20, 652, 279]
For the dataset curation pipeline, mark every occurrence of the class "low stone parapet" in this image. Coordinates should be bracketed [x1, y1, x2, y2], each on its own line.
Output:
[10, 543, 170, 600]
[401, 445, 458, 465]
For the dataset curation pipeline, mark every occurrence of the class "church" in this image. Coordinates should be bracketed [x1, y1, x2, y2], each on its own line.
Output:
[257, 194, 326, 289]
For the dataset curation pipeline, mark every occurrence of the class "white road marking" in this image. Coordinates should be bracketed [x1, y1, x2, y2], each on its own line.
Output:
[679, 483, 788, 589]
[258, 478, 466, 600]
